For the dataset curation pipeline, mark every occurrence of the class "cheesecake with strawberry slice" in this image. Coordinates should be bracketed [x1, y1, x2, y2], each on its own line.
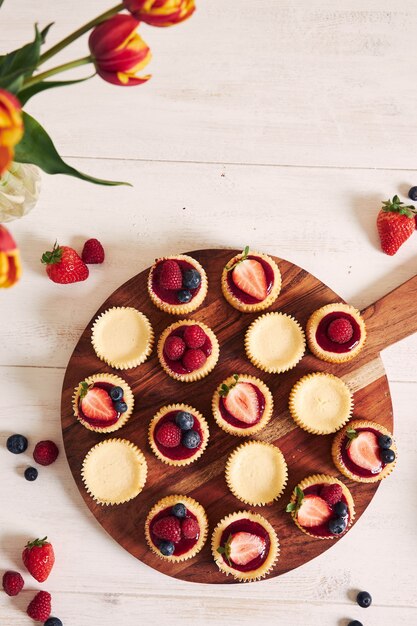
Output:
[221, 247, 281, 312]
[332, 419, 397, 483]
[307, 303, 367, 363]
[72, 373, 134, 433]
[212, 511, 279, 581]
[212, 374, 273, 436]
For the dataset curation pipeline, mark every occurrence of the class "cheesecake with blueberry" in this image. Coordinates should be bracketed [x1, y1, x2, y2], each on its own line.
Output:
[332, 419, 397, 483]
[148, 254, 208, 315]
[145, 495, 208, 562]
[221, 247, 281, 313]
[286, 474, 355, 539]
[306, 303, 367, 363]
[148, 404, 209, 466]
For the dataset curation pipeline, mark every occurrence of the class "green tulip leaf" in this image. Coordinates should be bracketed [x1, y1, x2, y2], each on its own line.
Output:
[14, 112, 131, 187]
[17, 75, 94, 106]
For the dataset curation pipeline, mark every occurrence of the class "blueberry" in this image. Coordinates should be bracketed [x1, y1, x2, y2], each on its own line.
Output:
[333, 501, 348, 518]
[357, 590, 372, 608]
[378, 434, 392, 449]
[171, 503, 187, 519]
[182, 269, 201, 290]
[182, 430, 201, 449]
[114, 400, 128, 414]
[408, 186, 417, 201]
[44, 618, 63, 626]
[24, 467, 38, 481]
[347, 622, 363, 626]
[175, 411, 194, 431]
[110, 386, 124, 402]
[177, 289, 192, 303]
[381, 448, 396, 464]
[159, 540, 175, 556]
[328, 516, 347, 535]
[7, 434, 28, 454]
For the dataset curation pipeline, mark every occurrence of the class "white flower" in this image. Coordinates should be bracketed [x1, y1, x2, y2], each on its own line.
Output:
[0, 162, 41, 223]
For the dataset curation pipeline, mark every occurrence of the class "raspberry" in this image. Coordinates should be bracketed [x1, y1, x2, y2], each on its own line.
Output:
[183, 325, 207, 349]
[156, 422, 181, 448]
[182, 349, 207, 372]
[164, 335, 185, 361]
[159, 260, 183, 290]
[153, 516, 181, 543]
[81, 238, 105, 264]
[327, 318, 353, 344]
[320, 483, 343, 506]
[33, 440, 59, 466]
[27, 591, 52, 622]
[181, 518, 200, 539]
[2, 571, 24, 596]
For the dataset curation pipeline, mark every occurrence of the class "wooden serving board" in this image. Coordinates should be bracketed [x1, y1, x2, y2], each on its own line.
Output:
[61, 249, 417, 584]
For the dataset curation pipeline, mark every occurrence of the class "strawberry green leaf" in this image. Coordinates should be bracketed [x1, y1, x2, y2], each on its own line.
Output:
[382, 196, 416, 218]
[345, 427, 358, 449]
[287, 486, 304, 514]
[226, 246, 250, 271]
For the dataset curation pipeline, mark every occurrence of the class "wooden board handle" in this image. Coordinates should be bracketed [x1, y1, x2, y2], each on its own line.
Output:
[361, 273, 417, 353]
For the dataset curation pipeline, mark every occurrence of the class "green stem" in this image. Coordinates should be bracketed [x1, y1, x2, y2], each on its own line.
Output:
[38, 3, 125, 65]
[23, 56, 93, 88]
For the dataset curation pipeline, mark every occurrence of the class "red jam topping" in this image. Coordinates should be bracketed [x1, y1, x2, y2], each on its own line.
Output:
[300, 484, 350, 537]
[219, 384, 265, 429]
[226, 255, 274, 304]
[315, 311, 361, 354]
[341, 427, 385, 478]
[150, 506, 199, 556]
[219, 519, 270, 572]
[152, 259, 201, 304]
[154, 411, 203, 460]
[163, 326, 212, 375]
[78, 382, 121, 428]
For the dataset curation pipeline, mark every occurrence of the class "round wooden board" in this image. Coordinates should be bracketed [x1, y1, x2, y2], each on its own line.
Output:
[61, 249, 393, 584]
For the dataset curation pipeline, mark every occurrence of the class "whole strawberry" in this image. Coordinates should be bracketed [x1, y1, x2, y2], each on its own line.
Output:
[22, 537, 55, 582]
[27, 590, 51, 622]
[81, 238, 105, 264]
[377, 196, 417, 256]
[41, 242, 89, 284]
[2, 570, 24, 596]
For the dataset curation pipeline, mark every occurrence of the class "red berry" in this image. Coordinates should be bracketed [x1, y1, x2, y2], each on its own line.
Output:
[159, 260, 183, 290]
[26, 591, 51, 622]
[320, 483, 343, 506]
[164, 335, 186, 361]
[81, 238, 105, 264]
[182, 349, 207, 372]
[183, 325, 207, 349]
[181, 518, 200, 539]
[22, 537, 55, 582]
[327, 318, 353, 344]
[41, 243, 89, 284]
[33, 441, 59, 466]
[156, 422, 181, 448]
[2, 571, 24, 596]
[377, 196, 416, 255]
[152, 516, 181, 543]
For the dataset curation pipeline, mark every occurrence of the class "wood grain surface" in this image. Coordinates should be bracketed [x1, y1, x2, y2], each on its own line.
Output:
[61, 249, 400, 584]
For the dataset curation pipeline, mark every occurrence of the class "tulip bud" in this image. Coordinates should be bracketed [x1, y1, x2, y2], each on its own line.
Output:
[0, 224, 22, 288]
[123, 0, 195, 27]
[0, 90, 24, 175]
[89, 14, 151, 86]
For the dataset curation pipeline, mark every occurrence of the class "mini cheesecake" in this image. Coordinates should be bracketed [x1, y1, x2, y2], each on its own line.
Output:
[212, 511, 279, 581]
[157, 320, 220, 382]
[148, 404, 209, 466]
[332, 419, 397, 483]
[286, 474, 355, 539]
[145, 495, 208, 562]
[72, 373, 134, 433]
[212, 374, 273, 436]
[307, 303, 367, 363]
[148, 254, 208, 315]
[221, 247, 281, 313]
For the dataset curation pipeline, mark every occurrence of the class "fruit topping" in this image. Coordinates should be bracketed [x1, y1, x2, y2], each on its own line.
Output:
[320, 483, 343, 506]
[22, 537, 55, 582]
[109, 386, 124, 402]
[181, 518, 200, 539]
[228, 532, 266, 566]
[113, 400, 128, 413]
[81, 238, 105, 264]
[2, 571, 24, 596]
[378, 434, 393, 449]
[408, 186, 417, 201]
[182, 348, 207, 372]
[171, 503, 187, 519]
[333, 501, 348, 518]
[153, 516, 181, 543]
[33, 440, 59, 466]
[41, 243, 89, 284]
[175, 411, 194, 431]
[381, 448, 396, 463]
[328, 516, 347, 535]
[159, 540, 175, 556]
[182, 268, 201, 289]
[327, 318, 354, 344]
[232, 259, 268, 301]
[159, 260, 182, 290]
[183, 324, 206, 349]
[182, 430, 201, 449]
[377, 196, 417, 256]
[156, 422, 182, 448]
[81, 387, 118, 423]
[223, 382, 260, 425]
[297, 495, 332, 528]
[164, 335, 186, 361]
[7, 433, 28, 454]
[25, 467, 38, 481]
[177, 289, 192, 303]
[347, 430, 382, 473]
[356, 590, 372, 608]
[27, 590, 52, 622]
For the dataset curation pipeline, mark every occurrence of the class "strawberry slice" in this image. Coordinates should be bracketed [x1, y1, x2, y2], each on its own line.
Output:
[81, 388, 117, 423]
[229, 532, 266, 565]
[223, 383, 260, 424]
[297, 495, 332, 528]
[232, 259, 268, 300]
[347, 431, 382, 473]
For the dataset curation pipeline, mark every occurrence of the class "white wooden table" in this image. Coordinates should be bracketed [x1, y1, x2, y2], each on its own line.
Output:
[1, 2, 417, 624]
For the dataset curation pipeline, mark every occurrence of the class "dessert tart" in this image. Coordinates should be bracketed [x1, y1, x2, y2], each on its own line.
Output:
[286, 474, 355, 539]
[306, 303, 367, 363]
[212, 511, 279, 581]
[91, 307, 153, 369]
[225, 441, 288, 506]
[332, 419, 397, 483]
[81, 439, 147, 505]
[145, 495, 208, 562]
[289, 372, 353, 434]
[72, 373, 134, 433]
[148, 404, 209, 466]
[212, 374, 273, 436]
[148, 254, 208, 315]
[221, 247, 281, 312]
[245, 312, 305, 373]
[157, 320, 220, 382]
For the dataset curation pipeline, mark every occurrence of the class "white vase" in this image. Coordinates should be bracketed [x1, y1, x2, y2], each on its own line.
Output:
[0, 162, 41, 223]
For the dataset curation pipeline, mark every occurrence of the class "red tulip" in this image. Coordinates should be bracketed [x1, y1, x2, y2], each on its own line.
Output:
[0, 89, 23, 175]
[89, 14, 151, 86]
[0, 224, 22, 288]
[123, 0, 195, 27]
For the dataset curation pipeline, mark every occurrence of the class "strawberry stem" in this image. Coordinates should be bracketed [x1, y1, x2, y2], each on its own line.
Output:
[382, 195, 416, 218]
[41, 242, 62, 265]
[25, 537, 49, 549]
[218, 374, 239, 397]
[226, 246, 250, 272]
